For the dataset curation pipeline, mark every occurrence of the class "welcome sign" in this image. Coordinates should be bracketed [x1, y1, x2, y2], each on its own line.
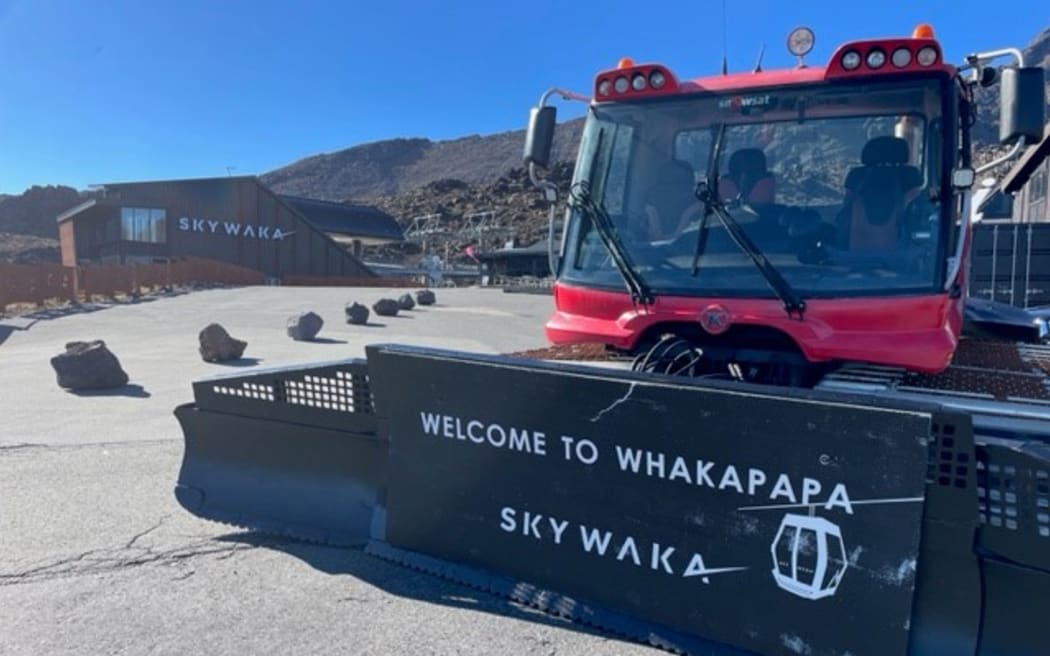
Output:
[367, 346, 933, 656]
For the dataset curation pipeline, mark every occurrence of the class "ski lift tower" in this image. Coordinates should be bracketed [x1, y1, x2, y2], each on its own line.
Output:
[403, 213, 449, 254]
[460, 210, 515, 252]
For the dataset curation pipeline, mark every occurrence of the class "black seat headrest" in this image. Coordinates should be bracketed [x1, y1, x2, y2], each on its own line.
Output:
[846, 136, 922, 191]
[846, 165, 923, 192]
[861, 136, 910, 166]
[728, 148, 768, 178]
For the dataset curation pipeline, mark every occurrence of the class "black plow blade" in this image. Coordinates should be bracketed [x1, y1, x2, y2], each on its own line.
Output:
[173, 360, 386, 546]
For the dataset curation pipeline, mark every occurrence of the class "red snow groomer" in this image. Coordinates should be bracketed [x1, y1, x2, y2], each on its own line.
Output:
[526, 25, 1046, 385]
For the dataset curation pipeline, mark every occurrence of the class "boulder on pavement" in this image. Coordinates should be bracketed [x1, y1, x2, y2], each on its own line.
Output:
[345, 302, 370, 325]
[415, 289, 436, 306]
[397, 293, 416, 310]
[199, 323, 247, 362]
[373, 298, 400, 317]
[287, 311, 324, 341]
[50, 340, 129, 390]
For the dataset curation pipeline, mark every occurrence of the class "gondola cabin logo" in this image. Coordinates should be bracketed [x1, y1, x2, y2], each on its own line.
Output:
[177, 217, 293, 241]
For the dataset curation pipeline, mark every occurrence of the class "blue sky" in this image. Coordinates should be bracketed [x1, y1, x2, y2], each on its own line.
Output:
[0, 0, 1045, 193]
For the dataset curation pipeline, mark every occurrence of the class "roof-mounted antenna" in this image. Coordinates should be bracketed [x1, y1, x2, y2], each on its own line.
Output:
[720, 0, 729, 75]
[753, 43, 766, 73]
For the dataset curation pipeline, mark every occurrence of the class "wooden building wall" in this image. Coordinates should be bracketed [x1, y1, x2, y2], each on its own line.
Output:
[63, 178, 373, 279]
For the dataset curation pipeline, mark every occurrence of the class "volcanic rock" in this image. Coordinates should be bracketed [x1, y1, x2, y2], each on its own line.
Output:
[199, 323, 247, 362]
[287, 311, 324, 341]
[345, 302, 370, 325]
[373, 298, 400, 317]
[50, 340, 129, 390]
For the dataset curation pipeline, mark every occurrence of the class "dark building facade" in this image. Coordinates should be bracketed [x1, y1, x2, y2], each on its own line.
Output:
[1001, 122, 1050, 222]
[477, 240, 552, 279]
[57, 177, 403, 279]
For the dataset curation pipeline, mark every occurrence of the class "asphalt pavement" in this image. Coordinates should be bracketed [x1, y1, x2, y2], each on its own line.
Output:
[0, 286, 655, 656]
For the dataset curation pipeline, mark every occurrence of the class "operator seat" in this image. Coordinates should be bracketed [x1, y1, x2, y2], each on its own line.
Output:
[644, 159, 697, 238]
[720, 148, 776, 205]
[840, 136, 922, 250]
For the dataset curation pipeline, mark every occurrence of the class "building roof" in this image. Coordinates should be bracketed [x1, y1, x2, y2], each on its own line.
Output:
[476, 239, 550, 260]
[89, 175, 260, 188]
[279, 195, 404, 243]
[1002, 122, 1050, 194]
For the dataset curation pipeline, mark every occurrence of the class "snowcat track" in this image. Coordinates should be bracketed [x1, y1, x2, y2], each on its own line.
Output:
[363, 541, 751, 656]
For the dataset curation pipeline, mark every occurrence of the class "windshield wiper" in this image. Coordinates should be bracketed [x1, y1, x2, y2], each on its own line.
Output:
[691, 123, 726, 277]
[692, 123, 806, 320]
[570, 182, 653, 305]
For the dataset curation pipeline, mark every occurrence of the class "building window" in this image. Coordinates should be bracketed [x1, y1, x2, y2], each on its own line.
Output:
[1030, 167, 1047, 204]
[121, 207, 167, 243]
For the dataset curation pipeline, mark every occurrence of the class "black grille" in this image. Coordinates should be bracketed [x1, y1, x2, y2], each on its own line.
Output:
[928, 421, 970, 489]
[976, 445, 1049, 539]
[283, 370, 371, 413]
[190, 359, 377, 434]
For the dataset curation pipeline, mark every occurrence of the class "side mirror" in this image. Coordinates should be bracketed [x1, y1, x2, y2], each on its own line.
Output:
[524, 106, 557, 169]
[999, 66, 1046, 144]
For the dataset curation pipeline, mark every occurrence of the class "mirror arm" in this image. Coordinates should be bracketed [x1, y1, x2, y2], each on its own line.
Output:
[530, 87, 590, 276]
[546, 203, 560, 276]
[945, 191, 972, 292]
[529, 163, 559, 202]
[945, 46, 1033, 293]
[538, 87, 591, 105]
[975, 137, 1027, 175]
[959, 47, 1025, 82]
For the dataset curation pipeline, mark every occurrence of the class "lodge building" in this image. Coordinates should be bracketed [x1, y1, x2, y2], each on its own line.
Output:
[56, 176, 403, 280]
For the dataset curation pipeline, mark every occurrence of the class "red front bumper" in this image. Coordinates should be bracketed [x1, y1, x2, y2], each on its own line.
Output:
[545, 282, 963, 374]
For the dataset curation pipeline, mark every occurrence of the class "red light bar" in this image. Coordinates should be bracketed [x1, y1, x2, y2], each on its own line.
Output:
[594, 64, 679, 100]
[826, 38, 946, 78]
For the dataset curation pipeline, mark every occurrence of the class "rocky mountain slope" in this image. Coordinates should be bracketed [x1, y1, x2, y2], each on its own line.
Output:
[0, 185, 86, 238]
[369, 162, 574, 260]
[0, 186, 90, 262]
[0, 233, 60, 264]
[262, 120, 584, 201]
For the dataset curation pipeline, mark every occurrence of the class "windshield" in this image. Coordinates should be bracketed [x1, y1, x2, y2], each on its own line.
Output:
[563, 78, 949, 298]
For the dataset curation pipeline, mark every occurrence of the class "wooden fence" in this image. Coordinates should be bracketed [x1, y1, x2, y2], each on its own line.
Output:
[0, 257, 265, 312]
[281, 274, 419, 288]
[0, 258, 433, 312]
[0, 263, 77, 310]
